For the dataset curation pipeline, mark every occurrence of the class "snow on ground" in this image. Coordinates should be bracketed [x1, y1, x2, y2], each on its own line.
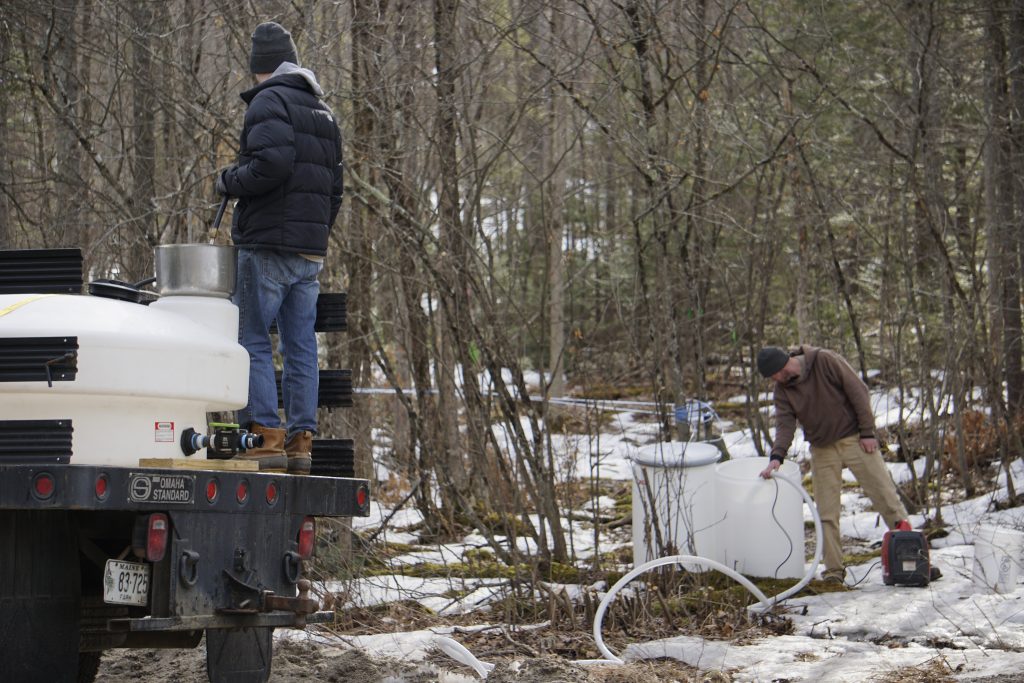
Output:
[334, 387, 1024, 681]
[627, 455, 1024, 681]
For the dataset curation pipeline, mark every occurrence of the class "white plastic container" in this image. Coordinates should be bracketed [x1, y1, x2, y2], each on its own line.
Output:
[972, 524, 1024, 593]
[631, 441, 722, 569]
[715, 457, 805, 579]
[0, 293, 248, 467]
[150, 295, 239, 341]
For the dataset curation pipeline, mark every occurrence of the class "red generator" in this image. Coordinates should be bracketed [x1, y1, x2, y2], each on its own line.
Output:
[882, 530, 931, 586]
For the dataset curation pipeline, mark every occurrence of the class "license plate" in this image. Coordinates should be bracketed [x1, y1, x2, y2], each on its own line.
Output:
[103, 559, 150, 606]
[128, 473, 195, 504]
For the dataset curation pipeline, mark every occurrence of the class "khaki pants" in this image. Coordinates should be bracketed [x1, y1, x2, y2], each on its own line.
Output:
[810, 434, 908, 575]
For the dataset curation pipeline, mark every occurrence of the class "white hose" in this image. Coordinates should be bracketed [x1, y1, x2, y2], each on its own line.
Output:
[427, 471, 822, 676]
[432, 636, 495, 678]
[591, 472, 823, 663]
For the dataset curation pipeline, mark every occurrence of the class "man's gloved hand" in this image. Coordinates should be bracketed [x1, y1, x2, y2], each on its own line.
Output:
[215, 166, 235, 196]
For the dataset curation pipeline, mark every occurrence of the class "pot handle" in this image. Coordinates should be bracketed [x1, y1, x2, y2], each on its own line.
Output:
[209, 195, 229, 243]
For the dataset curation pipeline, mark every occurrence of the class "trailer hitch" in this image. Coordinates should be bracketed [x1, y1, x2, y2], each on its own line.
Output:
[262, 579, 319, 624]
[220, 548, 263, 612]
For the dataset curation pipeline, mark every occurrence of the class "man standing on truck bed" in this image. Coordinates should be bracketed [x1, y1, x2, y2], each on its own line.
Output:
[216, 21, 343, 475]
[756, 345, 912, 584]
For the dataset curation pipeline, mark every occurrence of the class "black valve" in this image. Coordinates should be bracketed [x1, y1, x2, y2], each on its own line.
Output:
[180, 427, 209, 456]
[239, 431, 264, 451]
[207, 428, 264, 459]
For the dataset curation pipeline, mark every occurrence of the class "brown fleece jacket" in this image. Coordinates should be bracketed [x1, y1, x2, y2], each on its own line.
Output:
[770, 345, 875, 459]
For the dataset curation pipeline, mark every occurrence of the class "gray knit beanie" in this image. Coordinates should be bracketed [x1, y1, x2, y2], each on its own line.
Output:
[249, 22, 298, 74]
[757, 346, 790, 378]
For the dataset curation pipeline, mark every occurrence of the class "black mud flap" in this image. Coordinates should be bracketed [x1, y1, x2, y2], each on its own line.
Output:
[205, 626, 273, 683]
[0, 510, 81, 683]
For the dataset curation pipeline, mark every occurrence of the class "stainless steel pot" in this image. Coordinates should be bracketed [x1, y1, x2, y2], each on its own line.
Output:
[155, 244, 236, 298]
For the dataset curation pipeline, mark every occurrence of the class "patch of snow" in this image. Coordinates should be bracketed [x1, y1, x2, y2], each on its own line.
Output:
[341, 385, 1024, 681]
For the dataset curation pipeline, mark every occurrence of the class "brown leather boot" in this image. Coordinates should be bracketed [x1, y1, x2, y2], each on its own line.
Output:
[236, 423, 287, 472]
[284, 430, 313, 475]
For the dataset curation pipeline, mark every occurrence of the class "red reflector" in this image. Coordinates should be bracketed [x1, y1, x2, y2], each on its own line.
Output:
[356, 487, 368, 507]
[297, 517, 315, 559]
[206, 479, 218, 503]
[266, 482, 278, 505]
[32, 473, 55, 499]
[236, 481, 249, 504]
[94, 474, 108, 499]
[146, 513, 168, 562]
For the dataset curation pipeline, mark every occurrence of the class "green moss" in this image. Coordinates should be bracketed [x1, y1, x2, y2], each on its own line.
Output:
[547, 562, 582, 584]
[364, 558, 586, 583]
[380, 541, 417, 555]
[843, 550, 879, 566]
[613, 488, 632, 514]
[474, 507, 537, 537]
[367, 561, 514, 579]
[806, 578, 850, 593]
[596, 546, 633, 566]
[463, 547, 495, 564]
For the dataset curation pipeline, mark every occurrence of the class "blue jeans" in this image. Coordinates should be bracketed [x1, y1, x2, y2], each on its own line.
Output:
[233, 248, 322, 438]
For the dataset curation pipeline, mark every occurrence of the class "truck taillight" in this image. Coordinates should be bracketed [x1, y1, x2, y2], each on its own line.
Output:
[32, 473, 55, 500]
[206, 478, 219, 503]
[266, 481, 279, 505]
[147, 513, 169, 562]
[356, 485, 368, 508]
[94, 474, 109, 500]
[236, 480, 249, 505]
[297, 517, 315, 559]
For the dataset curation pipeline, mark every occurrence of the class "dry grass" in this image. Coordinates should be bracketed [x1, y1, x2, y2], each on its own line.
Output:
[870, 655, 957, 682]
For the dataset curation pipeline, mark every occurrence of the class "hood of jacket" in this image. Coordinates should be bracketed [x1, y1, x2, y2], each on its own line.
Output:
[787, 344, 820, 384]
[240, 62, 324, 103]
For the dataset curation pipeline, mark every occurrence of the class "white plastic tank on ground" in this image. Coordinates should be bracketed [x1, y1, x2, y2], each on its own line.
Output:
[972, 524, 1024, 593]
[631, 441, 722, 569]
[715, 457, 805, 579]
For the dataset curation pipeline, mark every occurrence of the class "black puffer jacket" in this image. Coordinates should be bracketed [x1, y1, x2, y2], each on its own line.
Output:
[223, 67, 343, 255]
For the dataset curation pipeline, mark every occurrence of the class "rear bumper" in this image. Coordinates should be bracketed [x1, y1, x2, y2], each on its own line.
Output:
[0, 464, 370, 517]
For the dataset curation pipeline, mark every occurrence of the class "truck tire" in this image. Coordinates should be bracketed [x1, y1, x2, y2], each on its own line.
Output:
[0, 510, 82, 682]
[205, 627, 273, 683]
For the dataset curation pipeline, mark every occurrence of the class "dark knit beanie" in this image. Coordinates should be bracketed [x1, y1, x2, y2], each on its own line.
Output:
[757, 346, 790, 378]
[250, 22, 298, 74]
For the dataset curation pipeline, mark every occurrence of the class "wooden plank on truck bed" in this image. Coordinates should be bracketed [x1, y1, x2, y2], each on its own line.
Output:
[138, 458, 259, 472]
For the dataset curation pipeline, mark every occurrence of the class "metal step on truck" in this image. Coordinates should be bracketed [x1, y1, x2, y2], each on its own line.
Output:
[0, 245, 369, 683]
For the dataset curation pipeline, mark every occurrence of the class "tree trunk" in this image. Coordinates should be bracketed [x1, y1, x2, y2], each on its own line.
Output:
[346, 0, 382, 488]
[45, 0, 85, 249]
[545, 1, 568, 401]
[986, 2, 1020, 419]
[129, 0, 157, 280]
[433, 0, 476, 522]
[1005, 0, 1024, 413]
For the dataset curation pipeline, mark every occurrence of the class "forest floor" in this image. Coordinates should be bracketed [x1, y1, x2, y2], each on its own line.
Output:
[93, 391, 1024, 682]
[93, 632, 706, 682]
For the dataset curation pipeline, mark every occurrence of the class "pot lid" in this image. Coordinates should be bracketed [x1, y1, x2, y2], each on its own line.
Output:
[88, 279, 142, 304]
